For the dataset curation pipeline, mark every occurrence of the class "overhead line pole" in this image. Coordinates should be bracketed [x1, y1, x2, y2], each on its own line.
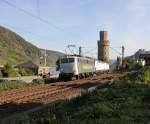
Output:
[44, 49, 47, 66]
[121, 46, 125, 67]
[79, 46, 84, 56]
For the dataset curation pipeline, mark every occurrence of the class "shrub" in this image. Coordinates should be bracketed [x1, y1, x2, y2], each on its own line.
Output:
[32, 79, 44, 85]
[123, 67, 150, 83]
[0, 70, 3, 77]
[2, 63, 19, 77]
[18, 68, 34, 76]
[25, 69, 34, 76]
[123, 57, 143, 71]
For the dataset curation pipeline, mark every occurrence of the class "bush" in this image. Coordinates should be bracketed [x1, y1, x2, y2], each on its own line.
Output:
[18, 68, 34, 76]
[25, 69, 34, 76]
[0, 70, 3, 77]
[2, 63, 19, 77]
[123, 67, 150, 83]
[32, 79, 44, 85]
[123, 57, 143, 71]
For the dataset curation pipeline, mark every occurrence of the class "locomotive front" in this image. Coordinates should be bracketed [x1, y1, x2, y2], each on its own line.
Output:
[59, 56, 77, 80]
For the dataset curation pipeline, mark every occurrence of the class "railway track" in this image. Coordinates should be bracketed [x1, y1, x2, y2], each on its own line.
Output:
[0, 73, 118, 104]
[0, 73, 121, 120]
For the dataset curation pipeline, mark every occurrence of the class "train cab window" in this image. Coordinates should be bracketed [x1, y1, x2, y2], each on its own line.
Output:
[61, 58, 74, 63]
[61, 58, 68, 63]
[68, 58, 74, 63]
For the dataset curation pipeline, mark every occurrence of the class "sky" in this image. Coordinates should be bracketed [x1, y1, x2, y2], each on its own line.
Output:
[0, 0, 150, 59]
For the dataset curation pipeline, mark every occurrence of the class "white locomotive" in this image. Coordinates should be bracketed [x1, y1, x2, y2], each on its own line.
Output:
[59, 55, 109, 80]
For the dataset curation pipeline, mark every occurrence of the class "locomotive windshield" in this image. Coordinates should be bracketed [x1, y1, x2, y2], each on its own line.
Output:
[61, 58, 74, 63]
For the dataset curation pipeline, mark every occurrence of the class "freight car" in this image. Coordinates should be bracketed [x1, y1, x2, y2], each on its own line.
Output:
[59, 55, 109, 80]
[95, 60, 109, 74]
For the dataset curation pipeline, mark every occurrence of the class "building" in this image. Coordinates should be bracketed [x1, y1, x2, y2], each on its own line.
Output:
[15, 60, 39, 75]
[15, 60, 56, 76]
[97, 31, 110, 62]
[139, 50, 150, 66]
[38, 66, 50, 76]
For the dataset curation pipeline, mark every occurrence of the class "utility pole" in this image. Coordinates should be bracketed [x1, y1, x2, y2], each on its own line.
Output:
[44, 49, 47, 66]
[121, 46, 125, 67]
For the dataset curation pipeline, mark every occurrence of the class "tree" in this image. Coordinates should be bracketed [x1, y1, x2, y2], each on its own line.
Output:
[56, 59, 60, 70]
[0, 70, 3, 77]
[2, 63, 18, 77]
[123, 57, 142, 71]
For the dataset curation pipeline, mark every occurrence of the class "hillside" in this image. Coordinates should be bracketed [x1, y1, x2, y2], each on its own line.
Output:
[0, 26, 64, 65]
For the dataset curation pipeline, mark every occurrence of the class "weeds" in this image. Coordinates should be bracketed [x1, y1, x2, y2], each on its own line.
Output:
[0, 81, 44, 91]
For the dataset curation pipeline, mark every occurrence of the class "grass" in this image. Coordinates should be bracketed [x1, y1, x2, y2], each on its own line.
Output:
[0, 81, 44, 91]
[3, 67, 150, 124]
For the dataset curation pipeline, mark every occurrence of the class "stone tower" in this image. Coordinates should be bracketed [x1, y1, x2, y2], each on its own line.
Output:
[97, 31, 110, 62]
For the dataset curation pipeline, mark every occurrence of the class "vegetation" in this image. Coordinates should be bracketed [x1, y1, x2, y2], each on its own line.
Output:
[18, 68, 34, 76]
[0, 81, 44, 91]
[0, 70, 3, 77]
[123, 57, 143, 71]
[4, 67, 150, 124]
[0, 26, 64, 65]
[123, 66, 150, 83]
[2, 63, 19, 77]
[1, 64, 34, 77]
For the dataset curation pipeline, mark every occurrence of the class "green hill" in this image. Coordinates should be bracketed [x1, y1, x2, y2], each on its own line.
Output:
[0, 26, 64, 66]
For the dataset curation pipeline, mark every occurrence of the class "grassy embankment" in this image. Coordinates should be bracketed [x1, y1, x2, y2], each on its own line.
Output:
[0, 81, 44, 91]
[4, 67, 150, 124]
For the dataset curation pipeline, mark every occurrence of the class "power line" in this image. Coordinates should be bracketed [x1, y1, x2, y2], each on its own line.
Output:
[36, 0, 40, 18]
[0, 22, 47, 39]
[110, 46, 122, 55]
[82, 47, 97, 55]
[2, 0, 64, 32]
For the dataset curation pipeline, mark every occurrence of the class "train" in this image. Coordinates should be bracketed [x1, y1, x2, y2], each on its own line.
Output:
[59, 55, 109, 80]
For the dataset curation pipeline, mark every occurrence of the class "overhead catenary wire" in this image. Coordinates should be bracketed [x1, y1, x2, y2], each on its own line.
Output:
[0, 22, 47, 39]
[82, 47, 97, 55]
[36, 0, 40, 18]
[82, 45, 122, 59]
[2, 0, 64, 32]
[110, 46, 122, 55]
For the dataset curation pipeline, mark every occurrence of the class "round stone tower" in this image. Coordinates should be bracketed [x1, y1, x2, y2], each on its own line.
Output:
[97, 31, 110, 62]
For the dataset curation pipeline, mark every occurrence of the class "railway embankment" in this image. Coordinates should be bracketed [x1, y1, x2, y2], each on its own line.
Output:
[1, 67, 150, 124]
[0, 73, 120, 123]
